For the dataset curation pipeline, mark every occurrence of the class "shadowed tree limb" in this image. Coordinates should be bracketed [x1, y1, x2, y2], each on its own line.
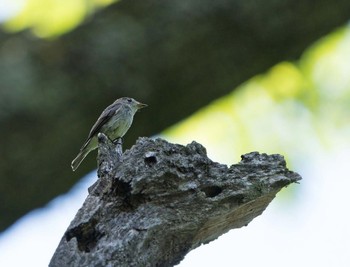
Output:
[50, 135, 301, 266]
[1, 0, 348, 232]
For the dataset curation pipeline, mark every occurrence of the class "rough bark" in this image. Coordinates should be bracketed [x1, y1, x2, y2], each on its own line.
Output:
[49, 135, 301, 267]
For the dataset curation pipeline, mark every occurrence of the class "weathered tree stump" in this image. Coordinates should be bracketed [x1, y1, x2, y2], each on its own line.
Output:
[50, 135, 301, 267]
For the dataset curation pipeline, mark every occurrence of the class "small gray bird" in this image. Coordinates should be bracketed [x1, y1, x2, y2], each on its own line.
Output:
[71, 97, 147, 171]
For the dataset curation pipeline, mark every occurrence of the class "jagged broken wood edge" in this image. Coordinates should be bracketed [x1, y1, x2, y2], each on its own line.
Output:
[50, 135, 301, 267]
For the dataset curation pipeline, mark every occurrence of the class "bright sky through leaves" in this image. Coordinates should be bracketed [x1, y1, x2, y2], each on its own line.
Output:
[2, 0, 117, 37]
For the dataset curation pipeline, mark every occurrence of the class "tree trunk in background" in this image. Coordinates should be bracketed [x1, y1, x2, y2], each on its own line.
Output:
[0, 0, 349, 231]
[49, 135, 301, 266]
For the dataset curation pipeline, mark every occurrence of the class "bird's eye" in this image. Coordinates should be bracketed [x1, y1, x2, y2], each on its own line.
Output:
[127, 98, 132, 103]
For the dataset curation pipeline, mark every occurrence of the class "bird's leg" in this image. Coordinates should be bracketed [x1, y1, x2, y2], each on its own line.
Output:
[113, 137, 123, 157]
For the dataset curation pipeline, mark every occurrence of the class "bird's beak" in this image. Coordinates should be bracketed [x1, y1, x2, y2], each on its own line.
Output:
[137, 102, 148, 109]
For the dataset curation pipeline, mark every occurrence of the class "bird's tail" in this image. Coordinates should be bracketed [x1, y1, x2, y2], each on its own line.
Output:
[71, 149, 89, 171]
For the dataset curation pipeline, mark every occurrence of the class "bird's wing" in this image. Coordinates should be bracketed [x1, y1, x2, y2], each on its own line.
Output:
[87, 102, 122, 139]
[79, 102, 122, 151]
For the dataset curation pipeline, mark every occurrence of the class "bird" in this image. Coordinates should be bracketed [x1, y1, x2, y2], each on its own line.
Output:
[71, 97, 147, 171]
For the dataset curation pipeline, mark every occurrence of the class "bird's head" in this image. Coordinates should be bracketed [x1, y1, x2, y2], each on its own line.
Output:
[118, 97, 148, 112]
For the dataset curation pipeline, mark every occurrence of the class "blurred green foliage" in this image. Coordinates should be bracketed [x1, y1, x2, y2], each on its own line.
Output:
[3, 0, 116, 37]
[164, 27, 350, 169]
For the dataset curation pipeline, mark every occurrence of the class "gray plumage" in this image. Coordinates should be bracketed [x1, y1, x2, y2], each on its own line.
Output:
[71, 97, 147, 171]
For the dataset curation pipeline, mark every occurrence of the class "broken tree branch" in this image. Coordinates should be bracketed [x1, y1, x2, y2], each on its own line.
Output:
[50, 135, 301, 267]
